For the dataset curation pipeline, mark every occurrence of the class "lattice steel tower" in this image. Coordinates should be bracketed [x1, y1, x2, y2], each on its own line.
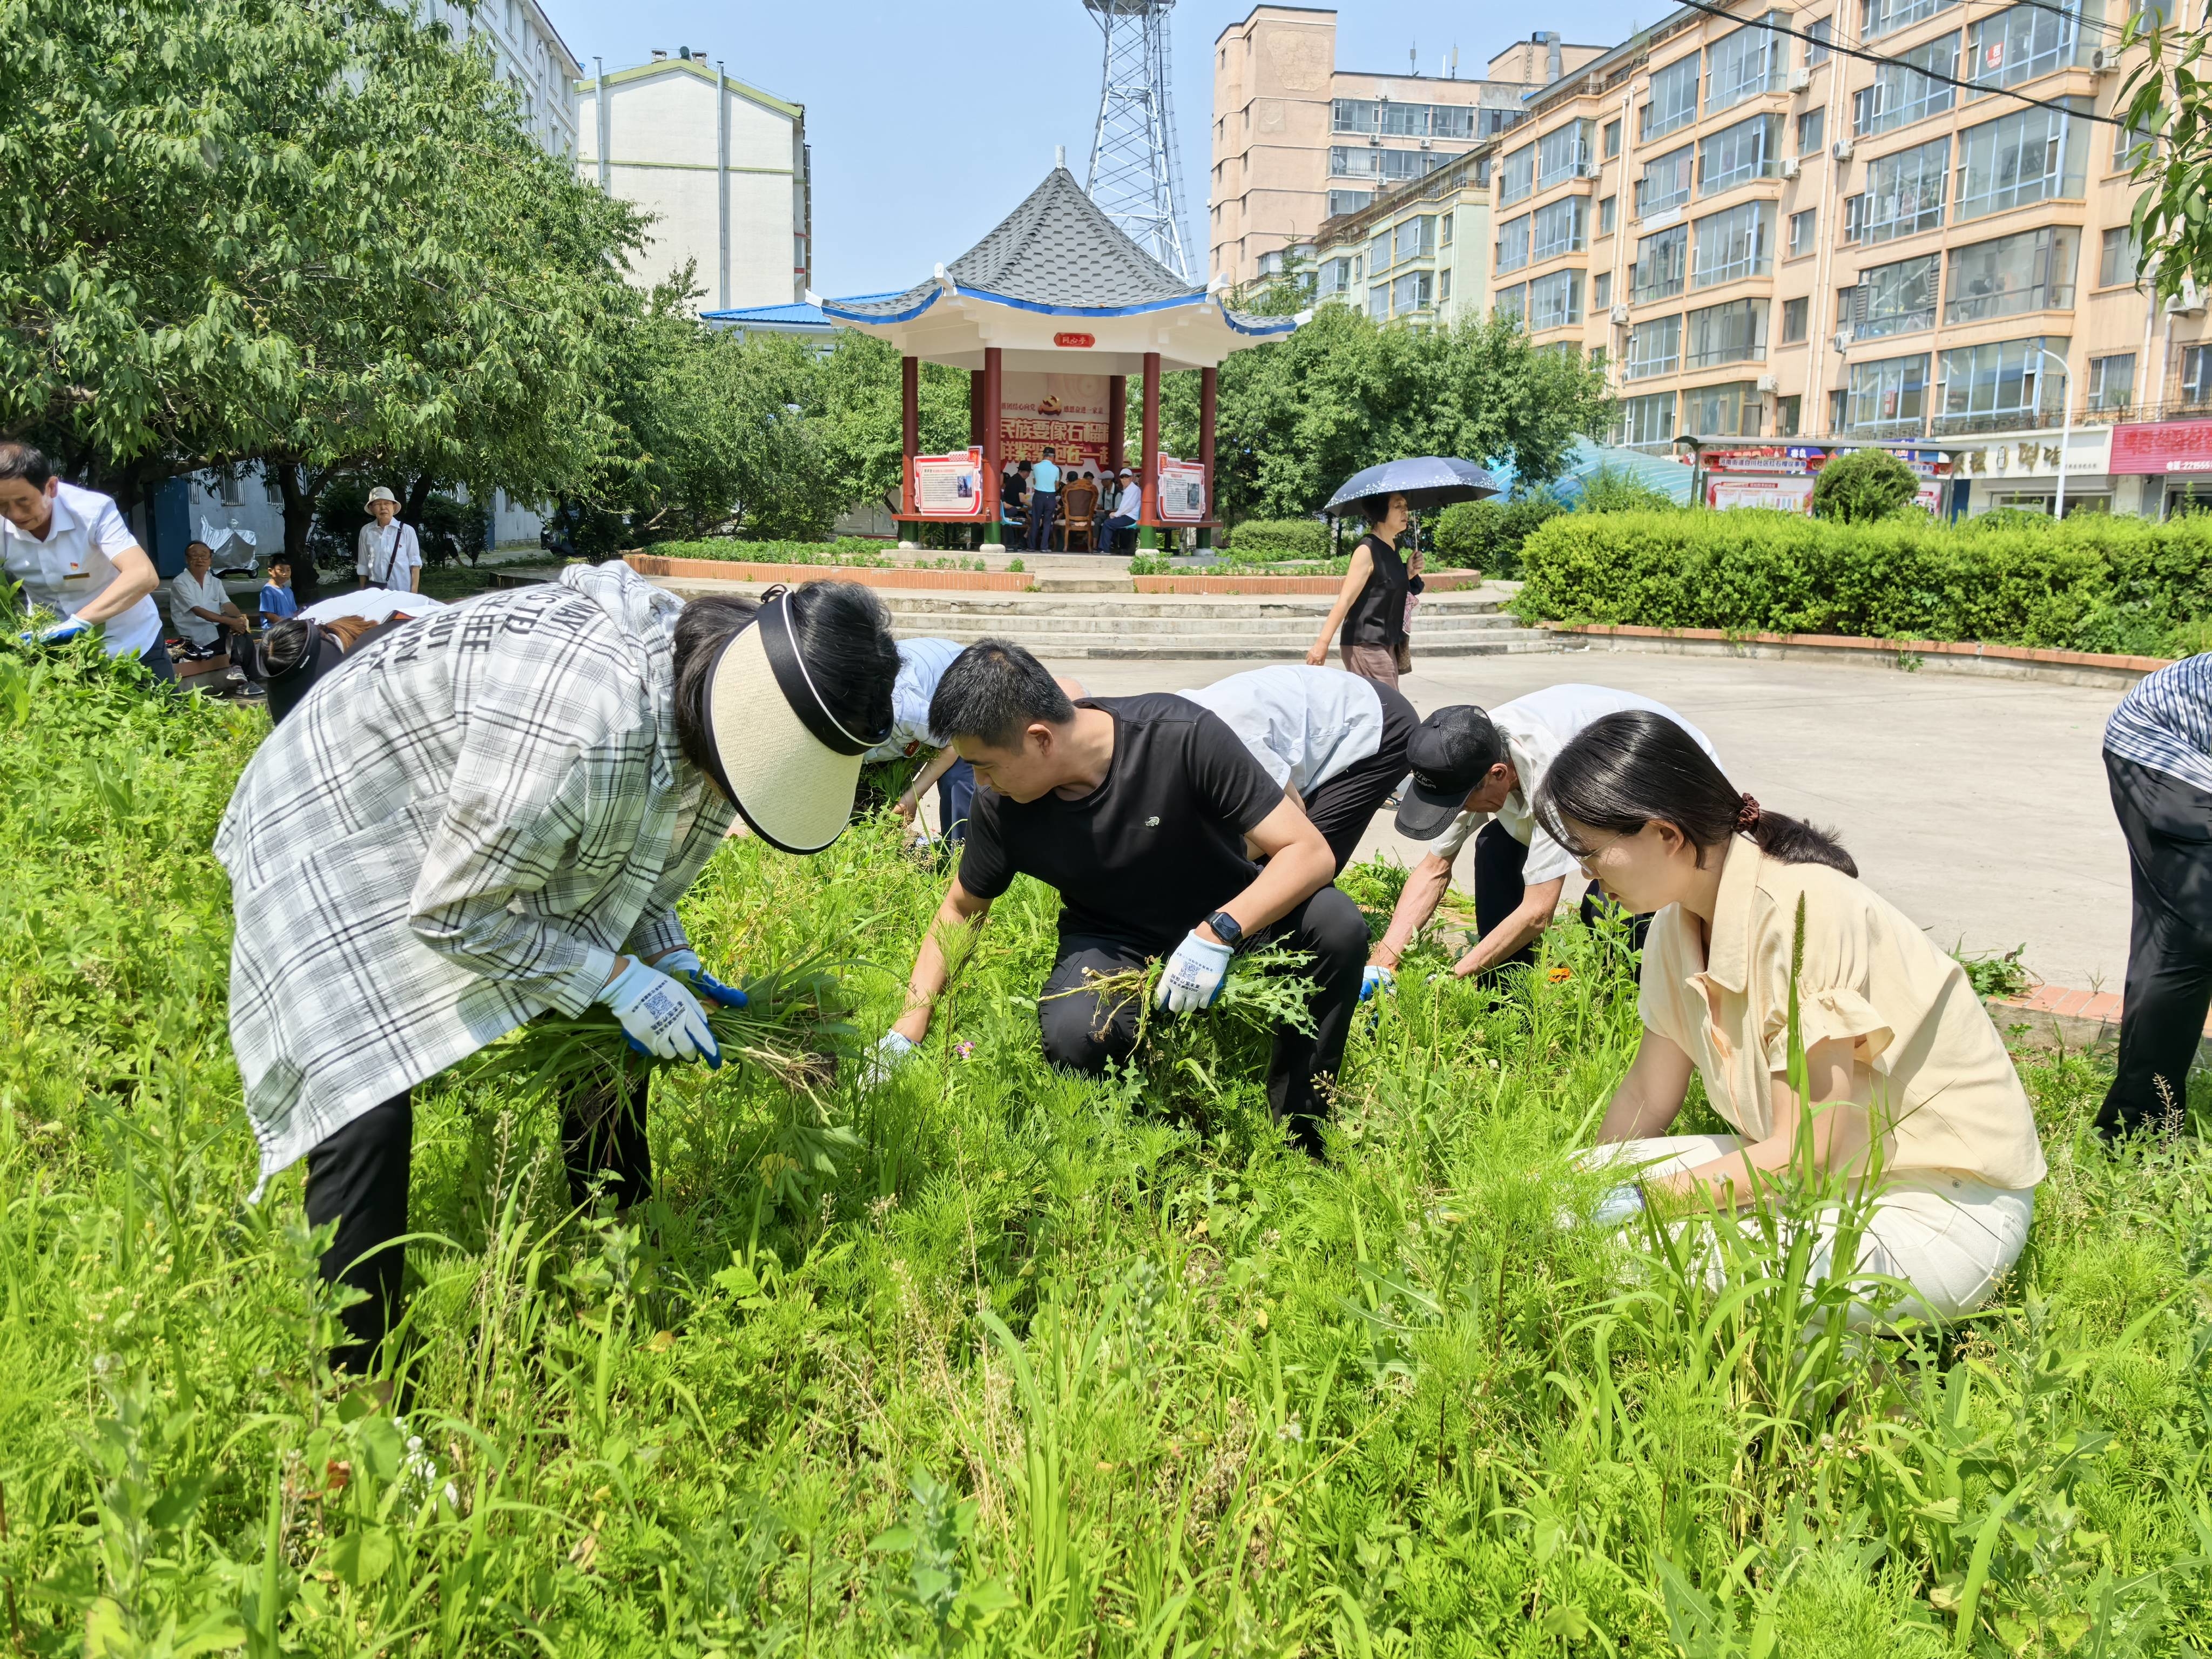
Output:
[1082, 0, 1193, 282]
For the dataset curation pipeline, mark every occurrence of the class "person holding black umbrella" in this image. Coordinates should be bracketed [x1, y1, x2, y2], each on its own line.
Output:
[1305, 492, 1418, 690]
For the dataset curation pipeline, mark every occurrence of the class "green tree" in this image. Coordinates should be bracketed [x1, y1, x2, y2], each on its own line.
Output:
[805, 335, 973, 515]
[2117, 9, 2212, 302]
[1810, 448, 1919, 522]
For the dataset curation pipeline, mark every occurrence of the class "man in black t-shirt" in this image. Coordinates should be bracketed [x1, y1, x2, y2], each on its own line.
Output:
[870, 640, 1367, 1154]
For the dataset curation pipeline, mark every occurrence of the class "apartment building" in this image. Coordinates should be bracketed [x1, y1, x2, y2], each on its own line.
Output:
[1209, 6, 1606, 287]
[426, 0, 582, 156]
[1308, 146, 1500, 327]
[1478, 0, 2210, 515]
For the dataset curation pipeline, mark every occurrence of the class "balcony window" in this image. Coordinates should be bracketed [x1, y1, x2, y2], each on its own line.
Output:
[1966, 1, 2100, 96]
[1789, 207, 1817, 257]
[1392, 269, 1435, 314]
[1687, 298, 1769, 367]
[1331, 147, 1382, 179]
[1847, 136, 1948, 243]
[1604, 118, 1622, 158]
[1707, 14, 1788, 114]
[1500, 144, 1536, 205]
[1432, 105, 1477, 140]
[1620, 390, 1677, 447]
[1533, 196, 1588, 262]
[2099, 226, 2136, 288]
[1379, 149, 1446, 182]
[1442, 212, 1454, 245]
[1805, 17, 1833, 62]
[1537, 120, 1596, 190]
[1440, 268, 1453, 301]
[1634, 223, 1690, 302]
[1685, 380, 1764, 436]
[1600, 194, 1618, 235]
[1944, 225, 2078, 322]
[1495, 214, 1532, 275]
[1934, 335, 2068, 431]
[1333, 99, 1380, 134]
[1862, 0, 1958, 41]
[1379, 101, 1425, 137]
[1852, 253, 1940, 338]
[1327, 189, 1375, 217]
[1641, 54, 1701, 143]
[1954, 100, 2089, 220]
[2086, 353, 2135, 413]
[1595, 270, 1614, 308]
[1798, 107, 1825, 154]
[1369, 231, 1392, 272]
[1778, 393, 1803, 434]
[1692, 201, 1771, 287]
[1853, 35, 1958, 137]
[1624, 313, 1683, 380]
[1316, 257, 1358, 298]
[1845, 352, 1930, 433]
[1394, 215, 1437, 263]
[1530, 269, 1584, 331]
[1637, 145, 1694, 216]
[1495, 283, 1528, 328]
[1699, 114, 1783, 195]
[2175, 345, 2212, 407]
[1369, 285, 1390, 321]
[1783, 295, 1809, 341]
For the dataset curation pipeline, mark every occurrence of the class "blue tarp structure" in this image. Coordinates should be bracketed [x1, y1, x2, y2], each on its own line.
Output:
[1482, 437, 1695, 507]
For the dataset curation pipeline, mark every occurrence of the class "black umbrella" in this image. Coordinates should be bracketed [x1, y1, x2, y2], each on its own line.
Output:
[1323, 456, 1502, 516]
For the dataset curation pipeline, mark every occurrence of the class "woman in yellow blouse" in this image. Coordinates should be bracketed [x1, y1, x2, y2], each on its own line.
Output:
[1535, 710, 2047, 1322]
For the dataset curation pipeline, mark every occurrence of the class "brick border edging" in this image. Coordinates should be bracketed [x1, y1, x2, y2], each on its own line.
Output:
[625, 554, 1035, 592]
[1985, 987, 2212, 1059]
[1548, 621, 2168, 682]
[1134, 569, 1485, 596]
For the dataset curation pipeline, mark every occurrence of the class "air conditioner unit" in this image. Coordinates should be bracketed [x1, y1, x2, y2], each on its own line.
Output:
[1757, 374, 1778, 393]
[2169, 279, 2208, 316]
[1833, 331, 1852, 354]
[1782, 157, 1802, 180]
[1578, 160, 1603, 179]
[1420, 138, 1434, 149]
[2089, 46, 2117, 72]
[1788, 66, 1812, 91]
[1832, 139, 1854, 162]
[1610, 302, 1632, 325]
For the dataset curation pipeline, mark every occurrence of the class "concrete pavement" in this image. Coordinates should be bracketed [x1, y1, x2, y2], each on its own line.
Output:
[1031, 650, 2132, 993]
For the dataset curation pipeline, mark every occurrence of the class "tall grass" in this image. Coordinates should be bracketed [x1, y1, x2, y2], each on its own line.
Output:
[4, 640, 2211, 1655]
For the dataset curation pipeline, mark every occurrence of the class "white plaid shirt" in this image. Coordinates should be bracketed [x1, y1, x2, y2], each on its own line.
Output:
[216, 562, 734, 1192]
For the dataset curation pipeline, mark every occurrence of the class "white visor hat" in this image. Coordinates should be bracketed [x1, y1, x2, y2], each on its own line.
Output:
[704, 586, 891, 854]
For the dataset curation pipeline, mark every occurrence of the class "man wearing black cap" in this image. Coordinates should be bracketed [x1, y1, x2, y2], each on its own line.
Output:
[871, 639, 1367, 1156]
[1368, 685, 1718, 990]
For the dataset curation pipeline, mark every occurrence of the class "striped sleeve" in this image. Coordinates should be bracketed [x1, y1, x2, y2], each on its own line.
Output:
[2106, 654, 2212, 797]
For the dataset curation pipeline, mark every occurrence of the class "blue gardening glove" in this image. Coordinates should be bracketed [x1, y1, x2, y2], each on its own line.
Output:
[655, 948, 749, 1009]
[23, 617, 91, 645]
[1156, 930, 1234, 1014]
[1360, 964, 1396, 1002]
[860, 1029, 916, 1089]
[598, 957, 721, 1067]
[1590, 1184, 1645, 1230]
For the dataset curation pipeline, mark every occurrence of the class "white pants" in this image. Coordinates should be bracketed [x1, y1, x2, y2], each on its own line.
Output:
[1586, 1134, 2035, 1324]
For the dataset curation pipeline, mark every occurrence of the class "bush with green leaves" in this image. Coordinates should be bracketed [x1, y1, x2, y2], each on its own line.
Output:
[1575, 465, 1684, 514]
[1518, 508, 2212, 656]
[1433, 493, 1565, 576]
[1810, 448, 1922, 522]
[1221, 519, 1327, 560]
[642, 537, 894, 567]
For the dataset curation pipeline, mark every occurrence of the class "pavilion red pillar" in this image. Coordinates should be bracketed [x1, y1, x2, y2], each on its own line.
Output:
[982, 347, 1004, 541]
[900, 355, 920, 517]
[1107, 375, 1128, 474]
[1198, 366, 1218, 545]
[969, 369, 987, 446]
[1138, 351, 1162, 548]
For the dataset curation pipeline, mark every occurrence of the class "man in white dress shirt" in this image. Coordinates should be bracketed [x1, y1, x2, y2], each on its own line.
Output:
[0, 442, 171, 680]
[355, 487, 422, 592]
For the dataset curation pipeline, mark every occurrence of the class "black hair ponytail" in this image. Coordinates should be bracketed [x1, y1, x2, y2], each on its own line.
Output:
[1533, 710, 1857, 876]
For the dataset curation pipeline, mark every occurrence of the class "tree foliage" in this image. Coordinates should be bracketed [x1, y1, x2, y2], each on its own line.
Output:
[1810, 448, 1919, 522]
[2118, 10, 2212, 301]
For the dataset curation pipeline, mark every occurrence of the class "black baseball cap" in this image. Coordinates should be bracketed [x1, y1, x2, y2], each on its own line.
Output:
[1393, 705, 1506, 839]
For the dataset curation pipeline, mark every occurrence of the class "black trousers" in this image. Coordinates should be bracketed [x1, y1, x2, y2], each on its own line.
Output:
[2100, 752, 2212, 1136]
[1471, 820, 1649, 976]
[1036, 886, 1368, 1150]
[1301, 683, 1418, 872]
[303, 1073, 653, 1376]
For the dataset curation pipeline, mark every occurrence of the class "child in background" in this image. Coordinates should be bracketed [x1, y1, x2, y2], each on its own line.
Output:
[259, 557, 300, 629]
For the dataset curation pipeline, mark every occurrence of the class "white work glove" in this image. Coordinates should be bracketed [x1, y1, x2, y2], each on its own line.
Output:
[1360, 964, 1396, 1002]
[597, 957, 721, 1067]
[860, 1029, 916, 1089]
[1155, 930, 1234, 1014]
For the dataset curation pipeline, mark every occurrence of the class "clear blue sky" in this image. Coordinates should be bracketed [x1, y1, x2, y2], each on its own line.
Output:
[539, 2, 1654, 296]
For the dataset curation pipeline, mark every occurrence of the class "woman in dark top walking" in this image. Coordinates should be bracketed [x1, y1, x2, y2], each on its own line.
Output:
[1306, 492, 1421, 690]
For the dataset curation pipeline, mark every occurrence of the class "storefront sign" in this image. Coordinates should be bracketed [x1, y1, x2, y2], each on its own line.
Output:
[912, 448, 986, 518]
[2111, 418, 2212, 475]
[1701, 447, 1809, 475]
[1156, 456, 1208, 522]
[999, 372, 1111, 469]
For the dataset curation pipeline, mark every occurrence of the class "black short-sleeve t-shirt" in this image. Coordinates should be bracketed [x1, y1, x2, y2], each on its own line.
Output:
[956, 694, 1284, 952]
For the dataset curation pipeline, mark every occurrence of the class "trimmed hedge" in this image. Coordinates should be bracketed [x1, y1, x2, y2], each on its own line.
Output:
[1223, 519, 1328, 559]
[1434, 496, 1564, 575]
[644, 537, 893, 567]
[1516, 511, 2212, 657]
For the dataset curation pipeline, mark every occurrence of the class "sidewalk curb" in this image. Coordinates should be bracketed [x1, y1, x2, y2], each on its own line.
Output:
[1134, 570, 1486, 596]
[625, 554, 1036, 592]
[1985, 988, 2212, 1061]
[1547, 623, 2168, 689]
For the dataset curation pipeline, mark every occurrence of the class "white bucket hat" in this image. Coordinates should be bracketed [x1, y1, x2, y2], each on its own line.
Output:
[705, 586, 891, 853]
[365, 486, 399, 507]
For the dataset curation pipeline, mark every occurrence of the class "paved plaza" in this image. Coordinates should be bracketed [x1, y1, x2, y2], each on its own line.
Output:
[1042, 650, 2132, 994]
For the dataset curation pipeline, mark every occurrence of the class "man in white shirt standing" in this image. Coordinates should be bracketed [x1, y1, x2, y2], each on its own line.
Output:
[355, 487, 422, 592]
[1368, 685, 1720, 988]
[0, 442, 172, 681]
[170, 539, 267, 697]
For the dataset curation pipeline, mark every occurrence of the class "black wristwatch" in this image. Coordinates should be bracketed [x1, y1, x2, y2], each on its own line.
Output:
[1204, 909, 1244, 949]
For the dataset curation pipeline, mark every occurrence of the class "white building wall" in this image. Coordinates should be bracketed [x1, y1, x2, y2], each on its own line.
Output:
[428, 0, 582, 156]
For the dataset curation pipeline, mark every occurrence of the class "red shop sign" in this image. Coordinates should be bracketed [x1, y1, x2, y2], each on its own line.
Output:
[1053, 331, 1096, 348]
[2110, 418, 2212, 475]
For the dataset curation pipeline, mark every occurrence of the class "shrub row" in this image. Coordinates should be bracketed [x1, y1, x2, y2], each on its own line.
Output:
[1516, 511, 2212, 657]
[643, 537, 894, 567]
[1222, 518, 1328, 559]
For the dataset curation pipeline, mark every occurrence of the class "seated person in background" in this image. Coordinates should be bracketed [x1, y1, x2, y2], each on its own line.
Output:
[1368, 685, 1719, 991]
[1541, 711, 2047, 1325]
[1001, 460, 1031, 530]
[1101, 468, 1142, 555]
[1176, 664, 1417, 873]
[170, 539, 265, 696]
[258, 556, 300, 628]
[873, 640, 1367, 1157]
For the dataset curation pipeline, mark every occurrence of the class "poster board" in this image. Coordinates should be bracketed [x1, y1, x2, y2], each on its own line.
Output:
[911, 447, 986, 518]
[1706, 475, 1814, 513]
[1155, 456, 1208, 523]
[999, 373, 1111, 472]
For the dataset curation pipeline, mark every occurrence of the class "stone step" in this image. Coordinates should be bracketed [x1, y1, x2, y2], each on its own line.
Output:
[885, 626, 1561, 661]
[865, 593, 1507, 620]
[884, 609, 1526, 639]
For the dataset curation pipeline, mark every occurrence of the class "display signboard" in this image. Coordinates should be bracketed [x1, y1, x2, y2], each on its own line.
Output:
[911, 447, 986, 518]
[2110, 419, 2212, 475]
[999, 372, 1112, 471]
[1156, 456, 1208, 522]
[1706, 475, 1815, 512]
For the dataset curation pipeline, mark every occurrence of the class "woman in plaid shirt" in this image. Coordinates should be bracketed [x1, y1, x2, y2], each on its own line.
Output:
[218, 562, 900, 1379]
